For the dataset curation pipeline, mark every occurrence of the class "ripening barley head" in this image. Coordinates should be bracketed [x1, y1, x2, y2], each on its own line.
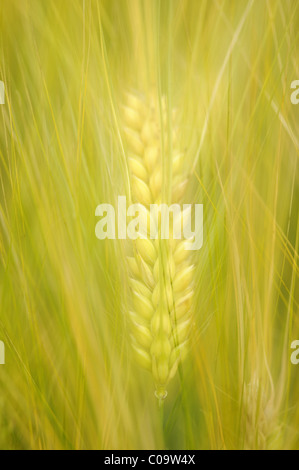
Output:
[122, 90, 195, 401]
[243, 374, 282, 450]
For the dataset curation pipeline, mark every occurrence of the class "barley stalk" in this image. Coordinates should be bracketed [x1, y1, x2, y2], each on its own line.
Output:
[122, 91, 195, 401]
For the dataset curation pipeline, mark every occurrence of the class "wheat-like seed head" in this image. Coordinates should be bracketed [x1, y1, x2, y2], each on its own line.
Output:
[122, 91, 195, 400]
[243, 375, 280, 449]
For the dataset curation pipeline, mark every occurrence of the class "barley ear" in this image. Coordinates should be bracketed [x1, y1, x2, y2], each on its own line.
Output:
[122, 91, 195, 400]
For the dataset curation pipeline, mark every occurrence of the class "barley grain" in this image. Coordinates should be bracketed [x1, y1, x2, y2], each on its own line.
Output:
[123, 91, 194, 400]
[243, 375, 280, 449]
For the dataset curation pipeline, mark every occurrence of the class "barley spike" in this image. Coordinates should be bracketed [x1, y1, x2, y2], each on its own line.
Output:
[122, 91, 194, 400]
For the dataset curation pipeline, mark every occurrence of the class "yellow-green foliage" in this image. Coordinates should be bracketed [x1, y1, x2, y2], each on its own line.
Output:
[0, 0, 298, 450]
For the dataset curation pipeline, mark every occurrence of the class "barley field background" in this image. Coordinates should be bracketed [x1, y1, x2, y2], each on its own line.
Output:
[0, 0, 299, 450]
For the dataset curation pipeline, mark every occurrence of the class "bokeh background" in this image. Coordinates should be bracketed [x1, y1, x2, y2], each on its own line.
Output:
[0, 0, 298, 449]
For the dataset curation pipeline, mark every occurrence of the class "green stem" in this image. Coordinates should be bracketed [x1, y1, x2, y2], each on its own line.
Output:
[159, 396, 165, 448]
